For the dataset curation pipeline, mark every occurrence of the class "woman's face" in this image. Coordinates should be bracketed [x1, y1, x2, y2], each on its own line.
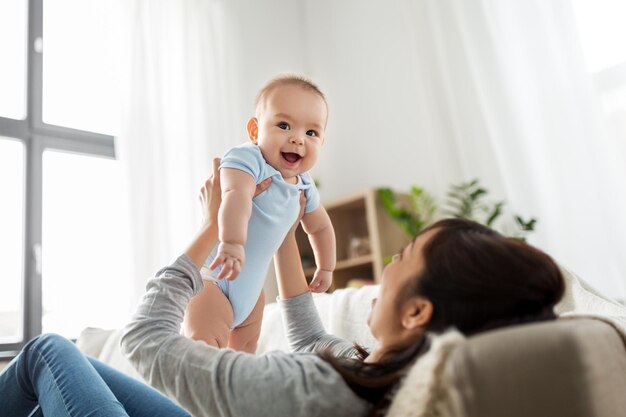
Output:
[367, 229, 436, 345]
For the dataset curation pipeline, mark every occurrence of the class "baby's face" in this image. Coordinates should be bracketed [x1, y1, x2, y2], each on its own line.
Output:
[250, 85, 327, 182]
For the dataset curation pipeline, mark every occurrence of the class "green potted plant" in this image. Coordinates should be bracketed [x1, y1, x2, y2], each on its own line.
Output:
[379, 178, 537, 243]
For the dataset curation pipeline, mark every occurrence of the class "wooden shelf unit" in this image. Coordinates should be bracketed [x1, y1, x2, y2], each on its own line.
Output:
[296, 188, 412, 291]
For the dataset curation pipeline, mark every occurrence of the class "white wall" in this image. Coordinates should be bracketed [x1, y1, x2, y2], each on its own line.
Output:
[305, 1, 455, 201]
[217, 0, 466, 200]
[211, 0, 309, 154]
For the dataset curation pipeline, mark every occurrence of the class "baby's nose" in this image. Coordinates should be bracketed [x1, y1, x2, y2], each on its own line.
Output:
[290, 136, 304, 145]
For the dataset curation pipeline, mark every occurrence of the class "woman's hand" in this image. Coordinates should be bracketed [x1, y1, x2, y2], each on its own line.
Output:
[198, 158, 223, 227]
[199, 158, 272, 226]
[286, 191, 306, 236]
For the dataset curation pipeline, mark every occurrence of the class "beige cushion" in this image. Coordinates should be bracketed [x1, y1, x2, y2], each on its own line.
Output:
[445, 319, 626, 417]
[76, 327, 143, 381]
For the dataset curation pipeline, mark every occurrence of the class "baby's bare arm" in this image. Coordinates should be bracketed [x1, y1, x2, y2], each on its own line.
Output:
[301, 206, 336, 292]
[219, 168, 255, 244]
[209, 168, 256, 280]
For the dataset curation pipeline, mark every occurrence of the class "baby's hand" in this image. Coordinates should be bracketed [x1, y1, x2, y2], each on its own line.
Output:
[309, 269, 333, 293]
[209, 242, 245, 280]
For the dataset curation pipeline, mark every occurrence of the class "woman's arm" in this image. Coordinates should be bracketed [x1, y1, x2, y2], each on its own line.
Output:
[122, 254, 370, 417]
[274, 195, 359, 357]
[183, 160, 222, 269]
[301, 206, 336, 292]
[274, 195, 310, 300]
[121, 161, 367, 417]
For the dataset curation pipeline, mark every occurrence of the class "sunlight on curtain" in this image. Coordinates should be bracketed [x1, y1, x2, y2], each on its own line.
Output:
[42, 150, 132, 338]
[573, 0, 626, 300]
[397, 0, 626, 299]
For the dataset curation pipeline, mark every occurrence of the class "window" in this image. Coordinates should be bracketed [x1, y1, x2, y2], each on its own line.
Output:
[572, 0, 626, 164]
[0, 0, 130, 356]
[572, 0, 626, 73]
[572, 0, 626, 107]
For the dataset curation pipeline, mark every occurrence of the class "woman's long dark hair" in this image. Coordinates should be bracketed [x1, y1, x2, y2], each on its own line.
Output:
[320, 218, 565, 416]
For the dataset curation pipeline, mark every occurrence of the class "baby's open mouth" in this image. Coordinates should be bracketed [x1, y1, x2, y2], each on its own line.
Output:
[281, 152, 302, 163]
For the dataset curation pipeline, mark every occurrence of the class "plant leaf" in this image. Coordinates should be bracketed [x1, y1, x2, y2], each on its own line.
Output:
[486, 201, 504, 226]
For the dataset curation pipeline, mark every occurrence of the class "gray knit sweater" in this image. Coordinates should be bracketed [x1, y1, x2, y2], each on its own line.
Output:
[121, 254, 372, 417]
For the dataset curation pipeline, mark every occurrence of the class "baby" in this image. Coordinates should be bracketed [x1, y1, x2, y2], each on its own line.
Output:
[183, 74, 336, 353]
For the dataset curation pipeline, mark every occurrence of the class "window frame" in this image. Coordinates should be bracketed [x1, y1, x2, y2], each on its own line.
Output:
[0, 0, 115, 358]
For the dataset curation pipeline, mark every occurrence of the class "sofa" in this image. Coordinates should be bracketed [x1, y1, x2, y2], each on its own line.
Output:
[77, 266, 626, 417]
[386, 318, 626, 417]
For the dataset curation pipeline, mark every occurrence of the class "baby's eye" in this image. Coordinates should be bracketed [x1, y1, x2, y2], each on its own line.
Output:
[277, 122, 290, 130]
[306, 130, 318, 137]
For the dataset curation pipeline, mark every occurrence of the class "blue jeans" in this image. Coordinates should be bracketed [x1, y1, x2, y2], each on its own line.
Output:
[0, 333, 190, 417]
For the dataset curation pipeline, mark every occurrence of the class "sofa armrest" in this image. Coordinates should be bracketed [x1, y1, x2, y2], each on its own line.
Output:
[445, 319, 626, 417]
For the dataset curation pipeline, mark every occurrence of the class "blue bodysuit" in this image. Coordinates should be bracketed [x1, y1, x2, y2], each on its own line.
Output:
[202, 143, 320, 328]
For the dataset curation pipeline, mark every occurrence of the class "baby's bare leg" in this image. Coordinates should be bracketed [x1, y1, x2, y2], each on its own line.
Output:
[228, 290, 265, 353]
[183, 280, 233, 348]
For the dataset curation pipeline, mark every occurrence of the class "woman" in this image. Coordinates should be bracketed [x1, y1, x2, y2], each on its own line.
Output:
[0, 159, 564, 417]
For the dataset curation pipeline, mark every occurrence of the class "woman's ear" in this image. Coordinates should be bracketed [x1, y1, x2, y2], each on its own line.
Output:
[247, 117, 259, 144]
[402, 296, 433, 330]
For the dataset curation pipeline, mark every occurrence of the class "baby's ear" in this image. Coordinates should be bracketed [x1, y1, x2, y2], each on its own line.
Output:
[247, 117, 259, 144]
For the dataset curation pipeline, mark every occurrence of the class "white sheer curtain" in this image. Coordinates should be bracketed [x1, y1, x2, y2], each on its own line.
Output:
[117, 0, 236, 302]
[402, 0, 626, 298]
